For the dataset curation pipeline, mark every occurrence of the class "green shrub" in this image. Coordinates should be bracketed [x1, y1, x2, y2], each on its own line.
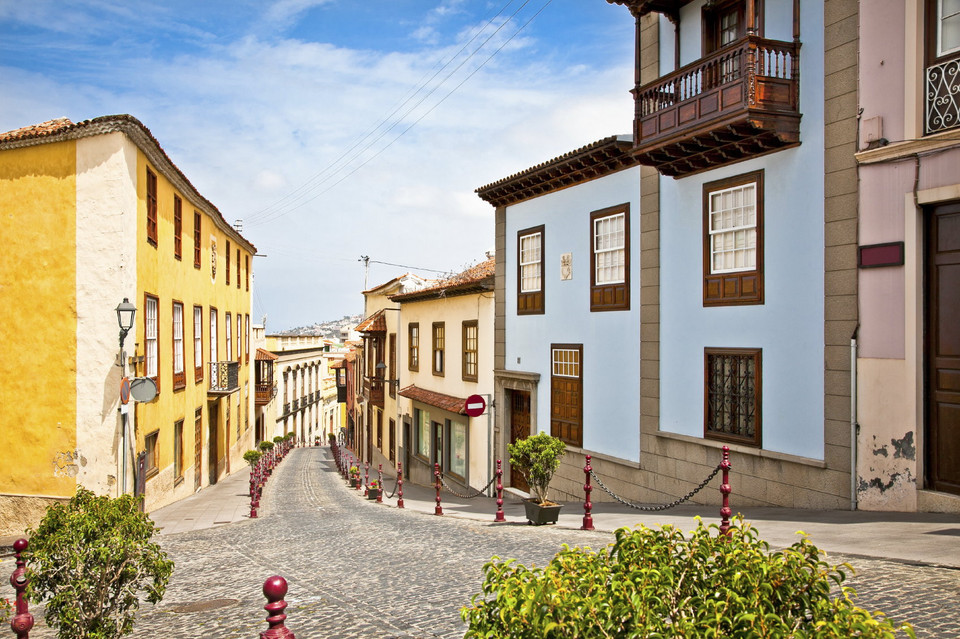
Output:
[273, 436, 284, 444]
[26, 488, 174, 639]
[462, 518, 915, 638]
[242, 450, 262, 467]
[507, 432, 566, 504]
[259, 440, 274, 451]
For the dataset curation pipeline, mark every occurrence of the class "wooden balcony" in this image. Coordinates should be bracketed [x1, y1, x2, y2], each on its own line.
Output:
[363, 378, 385, 409]
[255, 382, 276, 406]
[632, 36, 801, 177]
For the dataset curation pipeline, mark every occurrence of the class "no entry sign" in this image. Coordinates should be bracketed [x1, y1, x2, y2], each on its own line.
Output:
[464, 394, 486, 417]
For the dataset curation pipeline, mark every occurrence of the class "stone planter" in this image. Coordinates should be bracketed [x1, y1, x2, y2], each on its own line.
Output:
[350, 477, 361, 488]
[523, 499, 562, 525]
[366, 488, 380, 500]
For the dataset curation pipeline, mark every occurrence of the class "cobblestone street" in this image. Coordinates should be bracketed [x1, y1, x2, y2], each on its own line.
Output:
[9, 447, 960, 638]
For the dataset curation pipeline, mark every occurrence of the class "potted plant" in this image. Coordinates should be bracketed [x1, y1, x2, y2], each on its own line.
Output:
[242, 450, 262, 468]
[349, 466, 361, 488]
[508, 432, 567, 525]
[366, 479, 381, 500]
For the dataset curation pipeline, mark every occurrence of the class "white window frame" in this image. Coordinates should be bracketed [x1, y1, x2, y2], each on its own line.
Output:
[193, 306, 203, 371]
[519, 231, 542, 293]
[210, 308, 218, 361]
[145, 296, 158, 379]
[225, 312, 233, 361]
[939, 0, 960, 57]
[552, 347, 581, 378]
[708, 181, 758, 275]
[173, 302, 184, 376]
[593, 212, 626, 285]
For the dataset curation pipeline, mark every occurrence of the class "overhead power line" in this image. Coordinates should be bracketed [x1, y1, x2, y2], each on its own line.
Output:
[246, 0, 553, 227]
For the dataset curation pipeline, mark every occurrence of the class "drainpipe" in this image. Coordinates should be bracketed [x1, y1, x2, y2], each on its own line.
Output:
[850, 326, 859, 511]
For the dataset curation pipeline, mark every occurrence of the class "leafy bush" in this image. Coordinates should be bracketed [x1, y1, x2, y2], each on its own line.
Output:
[259, 440, 274, 451]
[0, 596, 11, 625]
[242, 450, 262, 467]
[507, 432, 566, 504]
[273, 436, 284, 444]
[26, 488, 174, 639]
[462, 518, 915, 638]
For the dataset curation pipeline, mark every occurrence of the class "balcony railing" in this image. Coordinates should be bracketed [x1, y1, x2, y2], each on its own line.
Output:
[208, 361, 239, 395]
[293, 398, 300, 412]
[926, 57, 960, 134]
[632, 35, 801, 177]
[255, 382, 276, 406]
[283, 402, 290, 416]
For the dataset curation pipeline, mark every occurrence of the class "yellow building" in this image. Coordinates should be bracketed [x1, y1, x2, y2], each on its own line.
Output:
[0, 115, 257, 535]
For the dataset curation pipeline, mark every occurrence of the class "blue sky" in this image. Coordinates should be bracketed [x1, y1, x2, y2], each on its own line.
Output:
[1, 0, 635, 331]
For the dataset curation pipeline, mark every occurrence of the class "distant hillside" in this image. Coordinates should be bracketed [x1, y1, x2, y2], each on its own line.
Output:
[279, 314, 362, 340]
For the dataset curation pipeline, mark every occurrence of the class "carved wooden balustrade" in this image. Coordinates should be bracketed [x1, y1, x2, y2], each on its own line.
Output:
[632, 35, 801, 177]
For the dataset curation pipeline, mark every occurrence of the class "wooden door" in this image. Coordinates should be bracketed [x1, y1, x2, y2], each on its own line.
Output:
[927, 202, 960, 496]
[550, 344, 583, 447]
[194, 408, 202, 491]
[208, 401, 219, 485]
[389, 418, 396, 462]
[510, 391, 531, 490]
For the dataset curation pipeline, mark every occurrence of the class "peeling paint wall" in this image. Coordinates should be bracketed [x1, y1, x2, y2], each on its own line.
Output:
[857, 358, 918, 510]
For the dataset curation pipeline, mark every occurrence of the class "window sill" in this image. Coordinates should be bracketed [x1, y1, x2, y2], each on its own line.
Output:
[174, 476, 184, 487]
[146, 467, 159, 480]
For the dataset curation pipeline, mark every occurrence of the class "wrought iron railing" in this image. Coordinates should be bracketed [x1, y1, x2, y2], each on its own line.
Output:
[926, 57, 960, 134]
[209, 361, 239, 393]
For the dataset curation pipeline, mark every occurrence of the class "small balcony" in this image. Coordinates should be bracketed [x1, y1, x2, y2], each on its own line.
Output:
[293, 398, 300, 412]
[926, 57, 960, 134]
[363, 378, 385, 409]
[208, 361, 239, 395]
[255, 382, 276, 406]
[632, 35, 801, 177]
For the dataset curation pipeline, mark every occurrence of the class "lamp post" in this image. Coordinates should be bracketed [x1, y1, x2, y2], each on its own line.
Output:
[116, 298, 136, 495]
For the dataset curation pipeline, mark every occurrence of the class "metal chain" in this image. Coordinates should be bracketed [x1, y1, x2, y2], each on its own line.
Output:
[589, 464, 722, 512]
[438, 473, 497, 499]
[384, 474, 401, 500]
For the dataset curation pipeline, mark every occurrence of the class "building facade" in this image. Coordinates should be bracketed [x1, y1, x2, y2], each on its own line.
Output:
[476, 139, 643, 500]
[391, 259, 497, 491]
[0, 115, 257, 532]
[854, 0, 960, 512]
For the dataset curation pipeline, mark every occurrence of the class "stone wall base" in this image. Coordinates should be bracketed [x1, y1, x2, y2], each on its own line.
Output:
[0, 494, 70, 539]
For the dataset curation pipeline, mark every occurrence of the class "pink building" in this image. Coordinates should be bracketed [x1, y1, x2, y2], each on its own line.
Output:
[856, 0, 960, 512]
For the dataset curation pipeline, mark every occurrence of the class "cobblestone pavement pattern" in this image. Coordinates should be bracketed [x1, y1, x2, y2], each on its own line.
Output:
[5, 447, 959, 638]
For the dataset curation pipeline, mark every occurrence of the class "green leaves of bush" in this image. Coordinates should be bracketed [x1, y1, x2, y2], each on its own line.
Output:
[25, 488, 174, 639]
[462, 518, 915, 638]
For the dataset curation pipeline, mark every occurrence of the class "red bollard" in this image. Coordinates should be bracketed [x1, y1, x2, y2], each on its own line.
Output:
[494, 459, 505, 523]
[9, 538, 35, 639]
[377, 464, 383, 503]
[581, 455, 595, 531]
[434, 463, 443, 516]
[719, 446, 732, 536]
[363, 462, 370, 496]
[260, 575, 295, 638]
[397, 462, 404, 509]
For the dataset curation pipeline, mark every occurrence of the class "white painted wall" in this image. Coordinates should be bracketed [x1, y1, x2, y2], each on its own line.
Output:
[658, 3, 826, 460]
[504, 168, 642, 462]
[75, 132, 139, 496]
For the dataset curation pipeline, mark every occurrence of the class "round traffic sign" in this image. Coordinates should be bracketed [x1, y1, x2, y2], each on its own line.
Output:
[464, 394, 486, 417]
[119, 377, 131, 405]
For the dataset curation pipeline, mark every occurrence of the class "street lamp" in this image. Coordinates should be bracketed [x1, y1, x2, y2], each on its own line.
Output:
[115, 297, 136, 496]
[375, 361, 400, 388]
[115, 298, 136, 349]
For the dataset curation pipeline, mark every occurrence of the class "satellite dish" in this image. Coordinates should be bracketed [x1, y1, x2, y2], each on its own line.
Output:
[130, 377, 158, 403]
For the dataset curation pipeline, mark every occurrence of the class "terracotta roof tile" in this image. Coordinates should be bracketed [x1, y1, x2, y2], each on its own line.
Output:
[0, 118, 75, 142]
[390, 257, 494, 302]
[398, 385, 467, 415]
[255, 348, 279, 361]
[355, 309, 387, 333]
